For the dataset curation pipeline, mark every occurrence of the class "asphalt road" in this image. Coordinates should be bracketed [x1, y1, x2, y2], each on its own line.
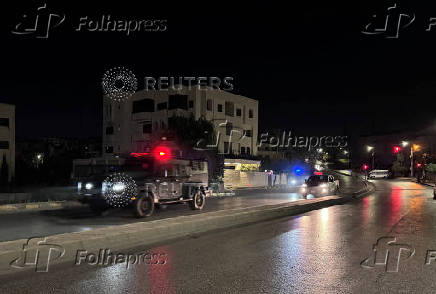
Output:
[0, 173, 360, 242]
[0, 178, 435, 293]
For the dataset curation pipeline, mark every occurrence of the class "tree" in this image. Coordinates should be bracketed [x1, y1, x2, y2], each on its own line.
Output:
[168, 114, 215, 149]
[392, 153, 406, 177]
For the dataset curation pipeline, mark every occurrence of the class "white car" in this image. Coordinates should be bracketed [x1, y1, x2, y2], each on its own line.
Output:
[368, 170, 389, 179]
[300, 174, 339, 196]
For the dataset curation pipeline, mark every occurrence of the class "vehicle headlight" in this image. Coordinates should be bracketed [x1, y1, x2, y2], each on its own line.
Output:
[85, 183, 94, 190]
[322, 188, 327, 193]
[320, 183, 327, 188]
[102, 182, 107, 193]
[302, 183, 307, 187]
[77, 182, 82, 191]
[113, 182, 126, 193]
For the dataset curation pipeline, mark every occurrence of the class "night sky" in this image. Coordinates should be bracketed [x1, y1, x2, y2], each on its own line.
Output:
[2, 1, 436, 138]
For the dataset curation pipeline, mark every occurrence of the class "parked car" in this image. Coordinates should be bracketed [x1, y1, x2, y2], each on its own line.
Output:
[368, 170, 389, 179]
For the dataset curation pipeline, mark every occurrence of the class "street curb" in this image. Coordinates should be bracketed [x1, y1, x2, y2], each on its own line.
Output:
[0, 201, 84, 214]
[351, 181, 375, 199]
[411, 179, 435, 188]
[0, 188, 375, 276]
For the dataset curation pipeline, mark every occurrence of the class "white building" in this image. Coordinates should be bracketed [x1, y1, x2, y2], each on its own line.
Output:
[0, 103, 15, 182]
[102, 86, 259, 157]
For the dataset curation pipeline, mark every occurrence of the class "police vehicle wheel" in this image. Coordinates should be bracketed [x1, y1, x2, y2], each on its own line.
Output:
[189, 189, 205, 210]
[135, 193, 154, 218]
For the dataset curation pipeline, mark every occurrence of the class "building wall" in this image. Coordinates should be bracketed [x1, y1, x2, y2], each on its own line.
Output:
[102, 86, 259, 157]
[0, 103, 15, 182]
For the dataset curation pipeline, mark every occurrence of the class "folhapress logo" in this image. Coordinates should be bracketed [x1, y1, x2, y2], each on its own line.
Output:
[12, 4, 167, 39]
[360, 237, 415, 272]
[10, 237, 65, 272]
[11, 3, 65, 39]
[362, 4, 415, 39]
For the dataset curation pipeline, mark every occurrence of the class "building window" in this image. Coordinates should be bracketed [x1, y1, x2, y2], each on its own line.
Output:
[207, 99, 213, 111]
[244, 130, 252, 137]
[105, 146, 113, 153]
[132, 99, 155, 113]
[143, 123, 152, 134]
[106, 126, 114, 135]
[246, 147, 251, 155]
[168, 95, 188, 110]
[157, 102, 167, 111]
[189, 100, 194, 108]
[249, 109, 254, 118]
[225, 101, 234, 117]
[0, 118, 9, 128]
[0, 141, 9, 150]
[236, 108, 242, 117]
[241, 146, 246, 154]
[217, 104, 223, 112]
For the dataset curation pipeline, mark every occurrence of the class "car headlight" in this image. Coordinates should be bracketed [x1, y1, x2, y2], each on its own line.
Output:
[77, 182, 82, 191]
[113, 182, 126, 193]
[102, 182, 107, 193]
[322, 188, 327, 193]
[302, 183, 307, 187]
[85, 183, 94, 190]
[320, 183, 327, 188]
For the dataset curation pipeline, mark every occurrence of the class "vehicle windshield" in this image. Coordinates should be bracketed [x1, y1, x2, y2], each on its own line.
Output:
[119, 158, 155, 176]
[307, 175, 328, 186]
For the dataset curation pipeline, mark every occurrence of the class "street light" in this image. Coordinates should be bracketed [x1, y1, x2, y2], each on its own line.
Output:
[367, 146, 375, 170]
[402, 141, 409, 147]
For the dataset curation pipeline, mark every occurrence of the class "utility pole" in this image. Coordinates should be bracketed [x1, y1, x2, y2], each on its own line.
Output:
[410, 145, 414, 177]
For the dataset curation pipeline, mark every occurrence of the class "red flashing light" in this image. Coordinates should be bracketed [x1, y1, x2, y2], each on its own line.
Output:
[393, 146, 401, 154]
[416, 163, 422, 168]
[362, 164, 369, 171]
[153, 146, 172, 160]
[314, 171, 323, 175]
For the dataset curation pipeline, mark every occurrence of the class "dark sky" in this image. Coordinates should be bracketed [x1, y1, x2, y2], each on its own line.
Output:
[2, 1, 436, 138]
